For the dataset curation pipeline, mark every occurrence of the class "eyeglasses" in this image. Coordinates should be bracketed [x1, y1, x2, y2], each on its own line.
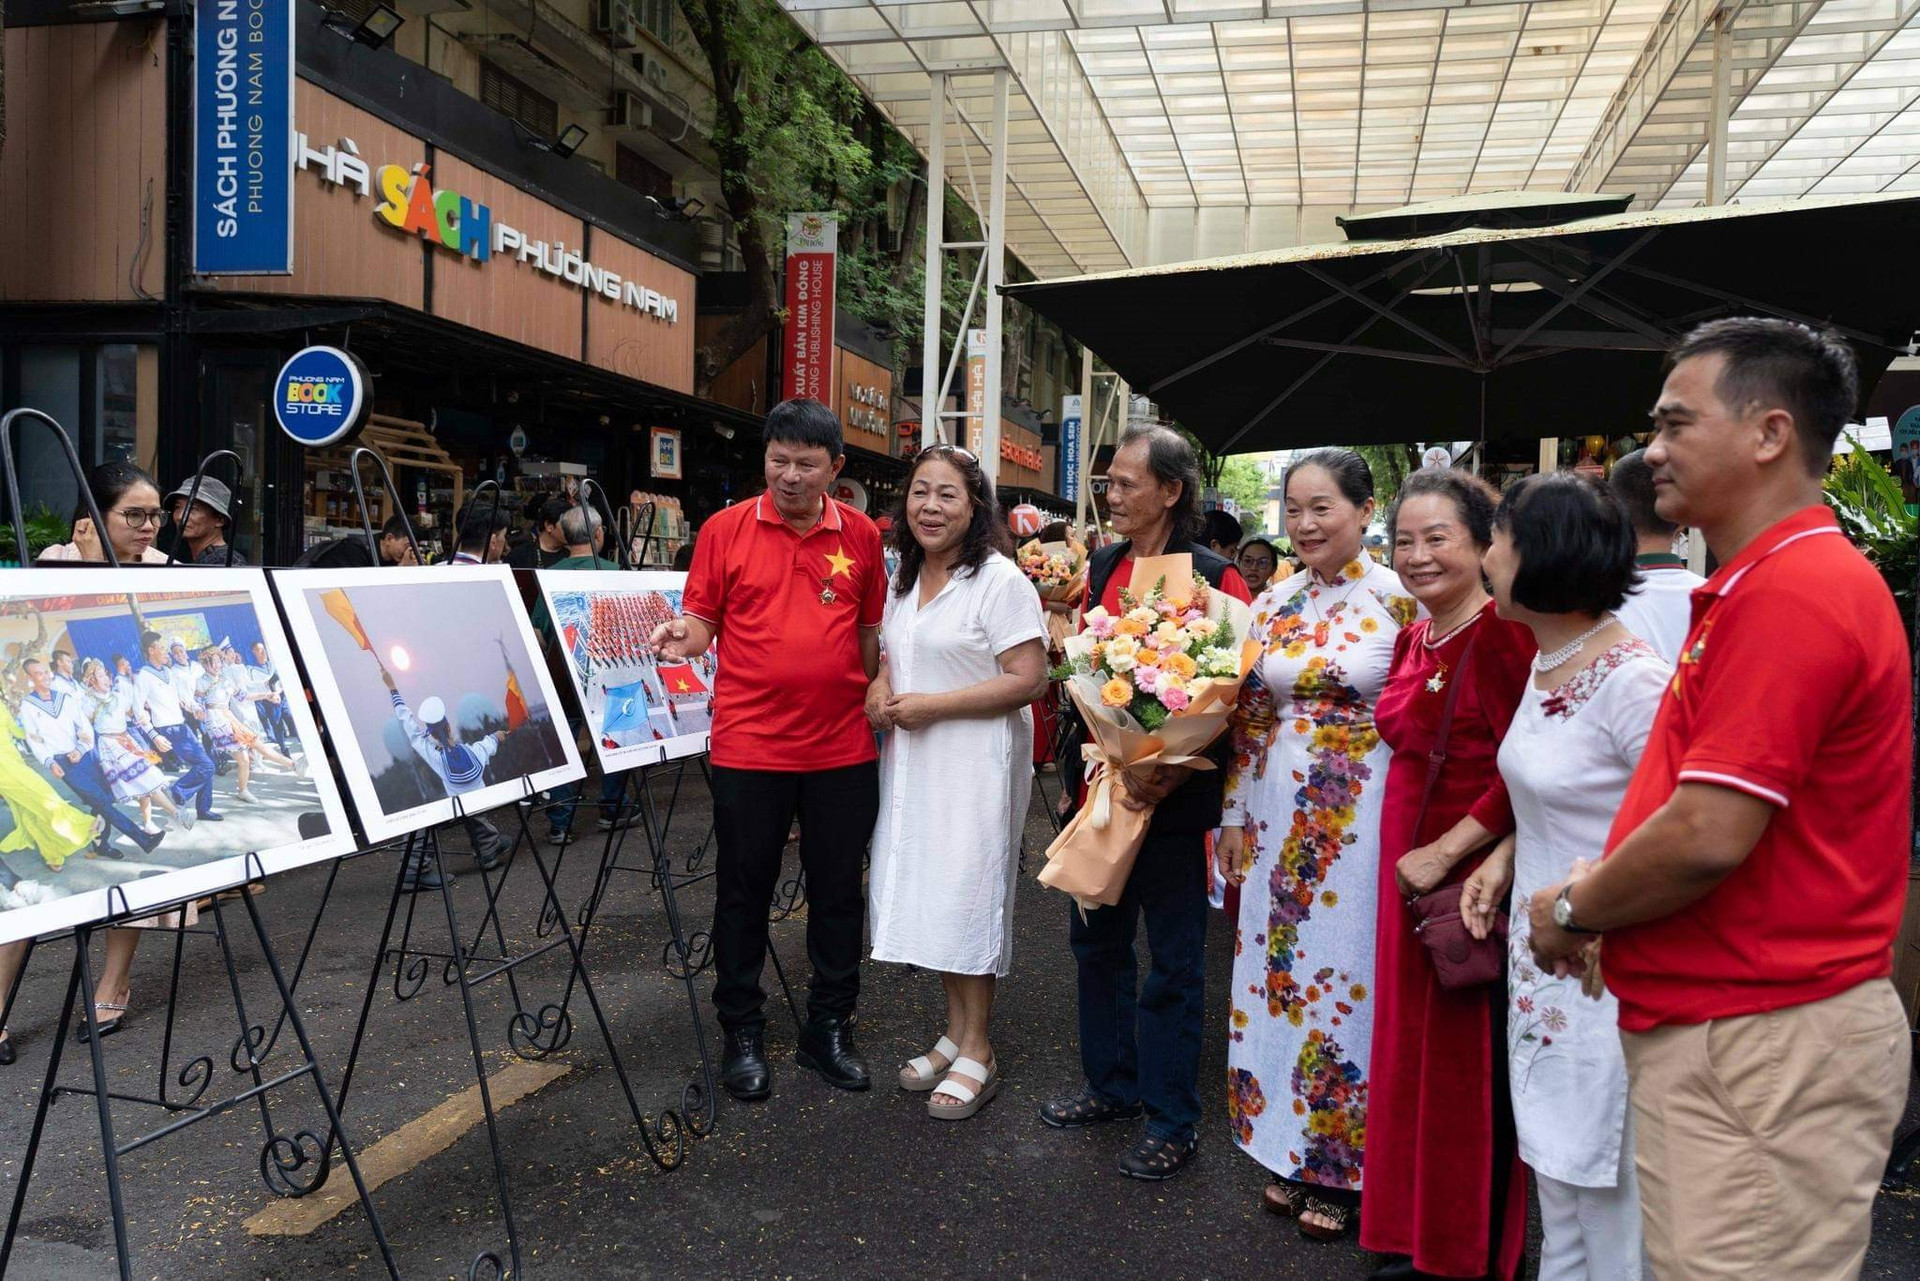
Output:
[917, 443, 977, 463]
[112, 507, 169, 530]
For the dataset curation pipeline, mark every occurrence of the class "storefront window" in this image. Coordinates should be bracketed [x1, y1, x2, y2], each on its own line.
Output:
[14, 346, 82, 523]
[96, 345, 140, 466]
[207, 362, 272, 564]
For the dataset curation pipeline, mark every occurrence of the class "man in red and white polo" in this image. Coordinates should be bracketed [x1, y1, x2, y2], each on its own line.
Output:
[652, 398, 886, 1102]
[1527, 318, 1913, 1280]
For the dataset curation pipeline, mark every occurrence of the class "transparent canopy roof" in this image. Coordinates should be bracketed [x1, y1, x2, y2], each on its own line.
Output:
[781, 0, 1920, 278]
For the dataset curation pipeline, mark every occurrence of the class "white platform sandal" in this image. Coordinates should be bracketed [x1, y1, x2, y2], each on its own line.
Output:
[899, 1035, 960, 1092]
[928, 1057, 998, 1121]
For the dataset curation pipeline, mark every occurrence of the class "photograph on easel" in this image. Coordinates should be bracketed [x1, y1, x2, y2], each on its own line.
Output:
[0, 569, 356, 945]
[276, 564, 585, 843]
[535, 571, 717, 771]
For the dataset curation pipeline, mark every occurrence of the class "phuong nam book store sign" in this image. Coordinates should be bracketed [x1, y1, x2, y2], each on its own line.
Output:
[294, 135, 680, 323]
[194, 0, 294, 273]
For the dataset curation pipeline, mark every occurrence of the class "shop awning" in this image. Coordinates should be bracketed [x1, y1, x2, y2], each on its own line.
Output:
[187, 296, 766, 436]
[1001, 190, 1920, 452]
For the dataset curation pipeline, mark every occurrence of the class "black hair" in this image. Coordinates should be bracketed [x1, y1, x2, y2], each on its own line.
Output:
[455, 502, 511, 553]
[73, 460, 160, 526]
[111, 651, 129, 668]
[379, 515, 413, 541]
[763, 397, 844, 461]
[1285, 448, 1375, 507]
[889, 445, 1013, 598]
[538, 496, 572, 529]
[1607, 449, 1674, 539]
[1387, 468, 1498, 550]
[1493, 473, 1640, 615]
[1200, 509, 1243, 550]
[1238, 536, 1279, 560]
[1116, 423, 1203, 542]
[139, 630, 164, 655]
[671, 539, 696, 572]
[1668, 316, 1858, 475]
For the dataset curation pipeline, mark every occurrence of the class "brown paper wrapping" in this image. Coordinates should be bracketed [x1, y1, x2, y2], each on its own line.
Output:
[1021, 538, 1087, 654]
[1036, 557, 1255, 913]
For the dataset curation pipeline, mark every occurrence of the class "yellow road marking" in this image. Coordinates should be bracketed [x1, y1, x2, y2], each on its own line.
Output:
[244, 1058, 572, 1237]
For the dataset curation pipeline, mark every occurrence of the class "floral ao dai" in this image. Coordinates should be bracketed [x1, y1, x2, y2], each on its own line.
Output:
[1221, 558, 1417, 1189]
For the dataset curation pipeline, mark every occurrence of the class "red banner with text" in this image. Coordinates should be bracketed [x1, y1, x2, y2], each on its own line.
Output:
[783, 213, 838, 402]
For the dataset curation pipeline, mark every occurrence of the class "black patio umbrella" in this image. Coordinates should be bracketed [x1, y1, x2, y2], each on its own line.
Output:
[1003, 191, 1920, 454]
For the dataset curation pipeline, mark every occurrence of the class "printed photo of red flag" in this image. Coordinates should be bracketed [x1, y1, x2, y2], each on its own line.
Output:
[657, 663, 708, 697]
[504, 670, 529, 729]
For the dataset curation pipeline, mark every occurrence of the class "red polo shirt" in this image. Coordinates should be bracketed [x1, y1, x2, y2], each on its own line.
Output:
[682, 494, 886, 772]
[1602, 506, 1913, 1032]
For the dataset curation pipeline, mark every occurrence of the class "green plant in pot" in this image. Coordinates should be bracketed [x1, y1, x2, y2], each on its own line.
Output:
[1824, 437, 1917, 642]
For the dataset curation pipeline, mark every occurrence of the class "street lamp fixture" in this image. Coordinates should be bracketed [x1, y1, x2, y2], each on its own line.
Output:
[322, 4, 406, 50]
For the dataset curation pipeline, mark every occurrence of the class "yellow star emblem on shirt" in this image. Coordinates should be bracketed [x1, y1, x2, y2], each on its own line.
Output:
[823, 545, 856, 579]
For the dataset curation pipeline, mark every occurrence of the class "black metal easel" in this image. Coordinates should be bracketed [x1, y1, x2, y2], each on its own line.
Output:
[0, 410, 395, 1278]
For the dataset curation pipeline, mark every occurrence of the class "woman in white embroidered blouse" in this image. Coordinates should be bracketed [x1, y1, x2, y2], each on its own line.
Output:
[1467, 473, 1671, 1281]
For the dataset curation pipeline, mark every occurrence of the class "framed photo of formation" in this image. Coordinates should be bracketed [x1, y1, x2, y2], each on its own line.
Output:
[535, 571, 715, 772]
[0, 568, 355, 945]
[274, 564, 585, 843]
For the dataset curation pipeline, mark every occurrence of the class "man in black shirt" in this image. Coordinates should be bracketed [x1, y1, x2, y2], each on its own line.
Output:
[505, 497, 572, 570]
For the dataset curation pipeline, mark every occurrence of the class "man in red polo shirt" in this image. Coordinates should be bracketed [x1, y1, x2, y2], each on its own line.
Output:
[1527, 318, 1913, 1279]
[651, 398, 886, 1102]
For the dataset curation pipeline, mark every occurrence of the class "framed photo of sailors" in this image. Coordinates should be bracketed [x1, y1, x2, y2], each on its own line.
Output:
[535, 571, 716, 772]
[0, 568, 355, 945]
[274, 564, 584, 843]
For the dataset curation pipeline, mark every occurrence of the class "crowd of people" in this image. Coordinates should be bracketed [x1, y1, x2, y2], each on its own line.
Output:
[650, 316, 1912, 1281]
[0, 312, 1910, 1279]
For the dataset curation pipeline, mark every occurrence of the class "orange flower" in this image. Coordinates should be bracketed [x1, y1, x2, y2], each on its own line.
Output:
[1114, 617, 1149, 637]
[1100, 677, 1132, 707]
[1134, 647, 1164, 668]
[1165, 652, 1198, 680]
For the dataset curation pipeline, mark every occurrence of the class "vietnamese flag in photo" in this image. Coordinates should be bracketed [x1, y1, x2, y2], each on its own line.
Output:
[657, 663, 708, 697]
[504, 670, 529, 729]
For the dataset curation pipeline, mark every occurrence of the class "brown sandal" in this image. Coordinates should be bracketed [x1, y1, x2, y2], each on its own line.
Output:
[1297, 1195, 1355, 1242]
[1264, 1178, 1306, 1218]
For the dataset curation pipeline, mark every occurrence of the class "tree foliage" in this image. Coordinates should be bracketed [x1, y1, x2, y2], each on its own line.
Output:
[681, 0, 933, 393]
[1215, 456, 1272, 533]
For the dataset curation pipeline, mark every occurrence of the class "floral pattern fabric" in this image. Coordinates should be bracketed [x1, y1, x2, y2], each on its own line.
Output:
[1498, 639, 1669, 1187]
[1221, 557, 1417, 1189]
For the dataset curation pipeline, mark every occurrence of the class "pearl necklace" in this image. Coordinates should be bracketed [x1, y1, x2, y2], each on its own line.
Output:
[1532, 615, 1614, 673]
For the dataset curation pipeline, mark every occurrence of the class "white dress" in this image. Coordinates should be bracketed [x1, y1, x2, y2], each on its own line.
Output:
[1220, 557, 1419, 1189]
[1497, 638, 1669, 1186]
[868, 553, 1046, 977]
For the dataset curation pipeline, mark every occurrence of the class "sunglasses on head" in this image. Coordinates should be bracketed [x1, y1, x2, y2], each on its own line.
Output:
[917, 442, 977, 463]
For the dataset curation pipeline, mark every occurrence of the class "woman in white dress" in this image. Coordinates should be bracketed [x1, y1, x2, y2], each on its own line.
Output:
[195, 647, 303, 803]
[1466, 472, 1671, 1281]
[864, 444, 1048, 1121]
[79, 659, 190, 835]
[1216, 449, 1419, 1240]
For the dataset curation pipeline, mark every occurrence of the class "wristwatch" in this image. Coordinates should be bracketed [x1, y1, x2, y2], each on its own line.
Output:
[1552, 884, 1599, 935]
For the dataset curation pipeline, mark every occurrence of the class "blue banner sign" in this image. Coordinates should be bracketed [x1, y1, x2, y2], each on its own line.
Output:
[1060, 394, 1083, 502]
[273, 346, 372, 447]
[194, 0, 294, 274]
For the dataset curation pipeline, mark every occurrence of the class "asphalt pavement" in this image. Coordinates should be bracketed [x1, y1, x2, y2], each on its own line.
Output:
[0, 763, 1915, 1279]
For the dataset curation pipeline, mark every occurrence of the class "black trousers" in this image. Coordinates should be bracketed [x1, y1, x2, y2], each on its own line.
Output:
[709, 761, 878, 1032]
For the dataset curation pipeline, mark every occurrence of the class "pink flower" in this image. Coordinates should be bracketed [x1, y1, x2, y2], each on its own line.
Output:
[1133, 665, 1161, 694]
[1161, 685, 1191, 712]
[1087, 613, 1116, 639]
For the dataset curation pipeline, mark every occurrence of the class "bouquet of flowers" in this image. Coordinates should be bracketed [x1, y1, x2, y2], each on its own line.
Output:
[1016, 536, 1087, 652]
[1039, 554, 1255, 912]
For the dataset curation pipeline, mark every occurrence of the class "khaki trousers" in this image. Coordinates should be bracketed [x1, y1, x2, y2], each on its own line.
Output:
[1620, 979, 1911, 1281]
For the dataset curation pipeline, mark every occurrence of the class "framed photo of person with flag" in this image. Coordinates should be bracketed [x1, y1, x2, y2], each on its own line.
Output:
[534, 571, 717, 772]
[273, 564, 585, 842]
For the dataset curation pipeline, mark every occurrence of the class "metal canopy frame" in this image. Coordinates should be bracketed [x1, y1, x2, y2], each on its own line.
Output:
[786, 0, 1920, 281]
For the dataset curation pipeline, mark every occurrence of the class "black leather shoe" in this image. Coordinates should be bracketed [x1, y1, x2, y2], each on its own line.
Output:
[795, 1016, 870, 1091]
[1368, 1258, 1445, 1281]
[0, 1030, 15, 1066]
[721, 1027, 771, 1101]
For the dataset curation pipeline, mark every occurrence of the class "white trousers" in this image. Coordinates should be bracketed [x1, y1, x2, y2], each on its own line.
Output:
[1535, 1163, 1646, 1281]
